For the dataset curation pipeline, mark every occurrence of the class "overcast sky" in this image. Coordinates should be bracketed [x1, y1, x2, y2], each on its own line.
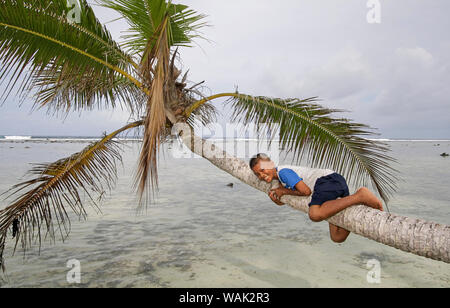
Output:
[0, 0, 449, 138]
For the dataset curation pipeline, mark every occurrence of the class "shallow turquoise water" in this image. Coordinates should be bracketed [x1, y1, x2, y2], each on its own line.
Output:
[0, 139, 449, 287]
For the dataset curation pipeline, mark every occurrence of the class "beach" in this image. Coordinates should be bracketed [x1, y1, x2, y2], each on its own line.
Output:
[0, 138, 449, 287]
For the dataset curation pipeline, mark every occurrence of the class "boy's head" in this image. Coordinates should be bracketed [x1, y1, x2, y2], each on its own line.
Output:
[249, 153, 277, 183]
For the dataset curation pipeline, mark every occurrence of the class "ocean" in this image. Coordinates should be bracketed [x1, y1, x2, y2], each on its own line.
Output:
[0, 137, 449, 287]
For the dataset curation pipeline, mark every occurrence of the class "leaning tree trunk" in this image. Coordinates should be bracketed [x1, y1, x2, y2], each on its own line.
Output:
[177, 127, 450, 263]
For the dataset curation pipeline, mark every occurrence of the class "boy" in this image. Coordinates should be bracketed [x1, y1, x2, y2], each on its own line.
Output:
[249, 153, 383, 243]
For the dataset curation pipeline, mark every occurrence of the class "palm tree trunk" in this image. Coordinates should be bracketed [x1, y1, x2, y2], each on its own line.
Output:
[178, 128, 450, 263]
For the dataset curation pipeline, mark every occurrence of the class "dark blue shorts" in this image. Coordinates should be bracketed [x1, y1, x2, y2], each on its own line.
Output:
[308, 173, 350, 206]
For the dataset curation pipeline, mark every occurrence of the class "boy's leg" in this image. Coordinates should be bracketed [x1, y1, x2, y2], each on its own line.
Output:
[309, 187, 383, 222]
[329, 223, 350, 243]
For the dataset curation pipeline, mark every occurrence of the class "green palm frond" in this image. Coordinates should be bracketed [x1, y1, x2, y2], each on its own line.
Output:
[97, 0, 208, 55]
[184, 89, 219, 128]
[0, 0, 142, 112]
[227, 93, 398, 203]
[31, 63, 146, 116]
[187, 102, 219, 128]
[0, 120, 143, 273]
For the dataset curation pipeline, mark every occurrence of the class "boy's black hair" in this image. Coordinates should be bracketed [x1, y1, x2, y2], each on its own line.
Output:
[249, 153, 270, 169]
[249, 157, 259, 170]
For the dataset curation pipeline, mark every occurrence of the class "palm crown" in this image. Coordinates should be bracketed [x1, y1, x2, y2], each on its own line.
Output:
[0, 0, 397, 273]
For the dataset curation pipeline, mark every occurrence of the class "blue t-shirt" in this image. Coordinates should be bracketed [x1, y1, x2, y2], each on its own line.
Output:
[278, 168, 303, 190]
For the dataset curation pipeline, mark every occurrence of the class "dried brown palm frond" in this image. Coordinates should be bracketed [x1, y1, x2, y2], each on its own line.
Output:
[135, 16, 171, 205]
[0, 120, 143, 273]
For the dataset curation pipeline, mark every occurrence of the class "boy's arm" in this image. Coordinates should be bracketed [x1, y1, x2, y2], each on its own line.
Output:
[270, 181, 311, 200]
[268, 190, 285, 206]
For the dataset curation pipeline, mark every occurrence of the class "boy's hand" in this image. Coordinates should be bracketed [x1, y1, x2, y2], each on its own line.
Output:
[268, 188, 285, 206]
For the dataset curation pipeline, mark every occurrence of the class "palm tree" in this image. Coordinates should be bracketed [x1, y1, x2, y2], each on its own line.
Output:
[0, 0, 448, 274]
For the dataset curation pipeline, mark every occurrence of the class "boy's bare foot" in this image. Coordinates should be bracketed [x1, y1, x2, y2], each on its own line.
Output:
[356, 187, 383, 211]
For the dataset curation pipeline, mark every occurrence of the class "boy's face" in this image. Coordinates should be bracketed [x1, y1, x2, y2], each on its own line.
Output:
[252, 159, 276, 183]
